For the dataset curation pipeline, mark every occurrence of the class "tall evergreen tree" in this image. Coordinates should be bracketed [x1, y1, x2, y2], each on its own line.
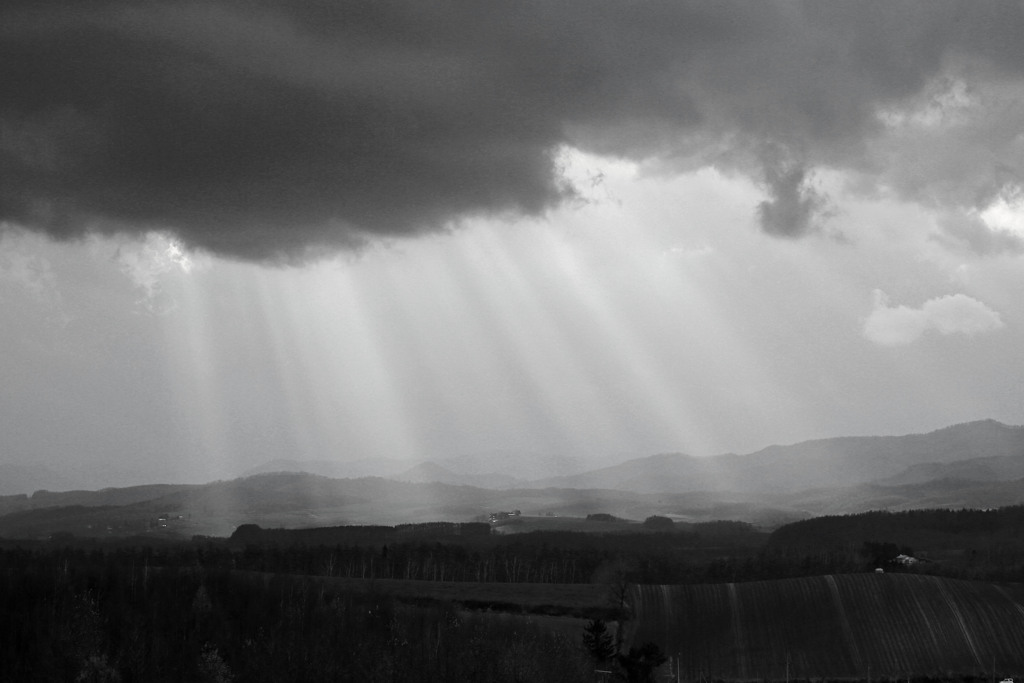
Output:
[582, 619, 615, 662]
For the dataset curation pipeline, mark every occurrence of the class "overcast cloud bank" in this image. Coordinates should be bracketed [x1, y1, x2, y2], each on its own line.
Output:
[3, 1, 1024, 260]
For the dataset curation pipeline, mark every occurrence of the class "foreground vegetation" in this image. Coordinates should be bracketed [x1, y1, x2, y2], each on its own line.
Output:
[4, 506, 1024, 681]
[0, 553, 593, 682]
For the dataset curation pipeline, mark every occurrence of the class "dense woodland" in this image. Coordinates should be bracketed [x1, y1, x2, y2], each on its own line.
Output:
[4, 506, 1024, 680]
[225, 519, 771, 585]
[220, 507, 1024, 584]
[766, 505, 1024, 582]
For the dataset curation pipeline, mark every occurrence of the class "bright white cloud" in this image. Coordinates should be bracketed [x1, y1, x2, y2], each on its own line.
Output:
[863, 290, 1004, 346]
[980, 192, 1024, 238]
[115, 233, 198, 312]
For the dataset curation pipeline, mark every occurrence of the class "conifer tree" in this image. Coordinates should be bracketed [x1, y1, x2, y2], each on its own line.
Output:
[582, 618, 615, 662]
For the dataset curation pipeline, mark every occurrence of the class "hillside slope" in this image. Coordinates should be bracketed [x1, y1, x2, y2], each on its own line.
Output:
[628, 573, 1024, 680]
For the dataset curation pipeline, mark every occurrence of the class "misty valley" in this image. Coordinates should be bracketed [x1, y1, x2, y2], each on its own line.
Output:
[2, 421, 1024, 681]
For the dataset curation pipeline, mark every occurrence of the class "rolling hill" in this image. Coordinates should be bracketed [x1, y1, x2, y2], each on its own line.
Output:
[628, 573, 1024, 680]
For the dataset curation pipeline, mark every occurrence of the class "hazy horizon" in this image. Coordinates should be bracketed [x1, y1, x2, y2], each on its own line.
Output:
[3, 2, 1024, 488]
[3, 417, 1020, 495]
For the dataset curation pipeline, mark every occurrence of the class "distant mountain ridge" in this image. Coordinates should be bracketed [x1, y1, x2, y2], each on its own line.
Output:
[235, 420, 1024, 496]
[2, 419, 1023, 538]
[240, 457, 410, 479]
[394, 461, 522, 489]
[238, 450, 602, 489]
[527, 419, 1024, 494]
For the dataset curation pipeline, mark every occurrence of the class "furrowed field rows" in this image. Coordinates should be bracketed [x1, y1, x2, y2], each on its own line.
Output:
[628, 574, 1024, 680]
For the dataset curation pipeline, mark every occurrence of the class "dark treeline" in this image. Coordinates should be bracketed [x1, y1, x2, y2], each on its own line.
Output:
[221, 520, 1024, 585]
[221, 522, 769, 584]
[0, 539, 859, 590]
[230, 521, 493, 546]
[0, 524, 770, 593]
[767, 505, 1024, 582]
[769, 505, 1024, 549]
[0, 550, 592, 682]
[5, 506, 1023, 596]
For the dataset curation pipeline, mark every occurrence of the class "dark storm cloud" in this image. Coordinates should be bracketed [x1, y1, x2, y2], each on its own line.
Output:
[2, 1, 1023, 260]
[756, 147, 827, 238]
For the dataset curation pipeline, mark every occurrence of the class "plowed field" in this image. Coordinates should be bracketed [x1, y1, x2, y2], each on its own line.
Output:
[628, 573, 1024, 680]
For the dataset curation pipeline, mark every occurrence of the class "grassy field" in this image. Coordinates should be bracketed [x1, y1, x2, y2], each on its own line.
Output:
[309, 574, 612, 617]
[628, 573, 1024, 681]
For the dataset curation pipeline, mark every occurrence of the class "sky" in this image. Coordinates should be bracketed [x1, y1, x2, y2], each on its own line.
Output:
[2, 1, 1024, 487]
